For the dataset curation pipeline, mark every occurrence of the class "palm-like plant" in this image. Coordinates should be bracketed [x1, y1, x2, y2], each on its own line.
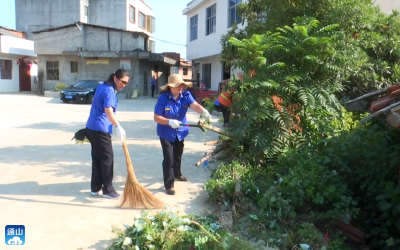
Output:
[228, 19, 343, 159]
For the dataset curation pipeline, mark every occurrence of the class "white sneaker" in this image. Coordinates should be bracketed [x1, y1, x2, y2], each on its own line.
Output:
[91, 190, 103, 196]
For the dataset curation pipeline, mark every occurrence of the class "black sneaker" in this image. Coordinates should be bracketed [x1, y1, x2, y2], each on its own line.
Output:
[102, 191, 121, 199]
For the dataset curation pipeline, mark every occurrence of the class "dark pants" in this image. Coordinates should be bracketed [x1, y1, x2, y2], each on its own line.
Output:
[85, 128, 116, 194]
[221, 105, 231, 124]
[159, 137, 184, 190]
[151, 85, 156, 97]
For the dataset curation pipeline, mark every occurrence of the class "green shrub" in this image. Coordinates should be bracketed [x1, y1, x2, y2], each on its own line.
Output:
[109, 208, 261, 250]
[202, 96, 217, 113]
[55, 83, 67, 92]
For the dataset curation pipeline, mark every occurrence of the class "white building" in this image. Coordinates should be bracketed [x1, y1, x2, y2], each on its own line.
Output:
[0, 27, 37, 93]
[375, 0, 400, 14]
[183, 0, 243, 90]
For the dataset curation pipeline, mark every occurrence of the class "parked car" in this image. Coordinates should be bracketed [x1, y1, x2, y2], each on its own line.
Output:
[60, 80, 102, 104]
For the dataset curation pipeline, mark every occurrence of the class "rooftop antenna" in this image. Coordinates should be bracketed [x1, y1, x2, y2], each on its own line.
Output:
[71, 18, 82, 31]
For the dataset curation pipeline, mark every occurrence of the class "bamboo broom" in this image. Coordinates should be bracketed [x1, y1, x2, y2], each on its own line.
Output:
[119, 138, 164, 208]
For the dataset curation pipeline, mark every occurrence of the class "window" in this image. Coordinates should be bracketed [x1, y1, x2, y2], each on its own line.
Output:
[129, 5, 135, 23]
[139, 12, 146, 29]
[0, 60, 12, 79]
[202, 63, 211, 89]
[84, 5, 88, 23]
[206, 4, 216, 35]
[149, 40, 155, 52]
[71, 61, 78, 73]
[183, 68, 188, 75]
[146, 15, 155, 33]
[46, 61, 59, 80]
[190, 15, 198, 41]
[228, 0, 242, 27]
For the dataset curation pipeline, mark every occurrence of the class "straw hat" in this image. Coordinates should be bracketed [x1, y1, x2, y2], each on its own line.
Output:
[160, 74, 192, 91]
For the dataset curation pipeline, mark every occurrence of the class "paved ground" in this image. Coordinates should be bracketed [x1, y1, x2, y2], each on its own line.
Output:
[0, 93, 222, 250]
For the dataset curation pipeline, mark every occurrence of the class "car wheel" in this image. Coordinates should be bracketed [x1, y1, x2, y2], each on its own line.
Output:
[62, 99, 70, 103]
[87, 93, 94, 104]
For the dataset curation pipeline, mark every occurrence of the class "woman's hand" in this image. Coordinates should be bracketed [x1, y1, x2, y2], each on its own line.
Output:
[168, 119, 181, 129]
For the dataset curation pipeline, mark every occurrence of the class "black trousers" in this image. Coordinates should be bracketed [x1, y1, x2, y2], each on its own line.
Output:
[220, 105, 231, 124]
[151, 85, 156, 97]
[159, 137, 184, 189]
[85, 128, 116, 194]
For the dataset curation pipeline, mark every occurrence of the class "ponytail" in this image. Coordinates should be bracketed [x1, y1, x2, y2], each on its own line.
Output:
[106, 68, 130, 83]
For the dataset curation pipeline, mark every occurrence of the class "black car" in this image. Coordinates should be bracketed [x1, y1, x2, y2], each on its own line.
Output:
[60, 80, 102, 104]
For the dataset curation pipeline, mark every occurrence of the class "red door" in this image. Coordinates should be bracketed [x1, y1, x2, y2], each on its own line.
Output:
[19, 59, 31, 92]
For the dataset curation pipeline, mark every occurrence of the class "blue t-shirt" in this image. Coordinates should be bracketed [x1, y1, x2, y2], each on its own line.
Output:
[154, 90, 196, 142]
[214, 99, 220, 106]
[86, 82, 118, 134]
[151, 78, 156, 86]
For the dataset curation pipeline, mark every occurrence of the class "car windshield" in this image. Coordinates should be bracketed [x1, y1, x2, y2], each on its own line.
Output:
[73, 81, 99, 89]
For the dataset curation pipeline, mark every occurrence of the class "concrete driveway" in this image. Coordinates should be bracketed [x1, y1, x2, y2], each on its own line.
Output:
[0, 93, 221, 250]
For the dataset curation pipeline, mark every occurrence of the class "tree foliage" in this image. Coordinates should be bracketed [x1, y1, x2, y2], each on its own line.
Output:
[222, 0, 400, 98]
[227, 19, 349, 159]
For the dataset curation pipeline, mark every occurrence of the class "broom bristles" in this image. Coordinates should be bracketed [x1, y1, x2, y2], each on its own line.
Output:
[119, 140, 165, 208]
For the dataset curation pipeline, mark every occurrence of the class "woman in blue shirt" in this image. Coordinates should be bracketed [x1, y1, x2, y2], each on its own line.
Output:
[154, 74, 212, 195]
[85, 68, 129, 199]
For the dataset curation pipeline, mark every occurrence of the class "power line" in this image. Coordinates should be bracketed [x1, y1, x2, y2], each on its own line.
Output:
[152, 37, 186, 47]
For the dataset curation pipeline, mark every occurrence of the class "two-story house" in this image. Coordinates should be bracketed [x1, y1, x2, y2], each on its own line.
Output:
[183, 0, 243, 90]
[16, 0, 155, 49]
[15, 0, 173, 96]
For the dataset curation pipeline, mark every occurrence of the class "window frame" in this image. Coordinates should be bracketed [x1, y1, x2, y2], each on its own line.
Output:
[206, 4, 217, 36]
[84, 5, 88, 23]
[139, 11, 146, 30]
[183, 68, 188, 76]
[228, 0, 242, 28]
[46, 61, 59, 81]
[129, 5, 136, 24]
[202, 63, 212, 89]
[190, 14, 198, 41]
[0, 59, 12, 80]
[71, 61, 78, 73]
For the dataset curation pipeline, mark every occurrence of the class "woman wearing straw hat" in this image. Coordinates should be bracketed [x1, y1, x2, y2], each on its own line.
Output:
[154, 74, 212, 195]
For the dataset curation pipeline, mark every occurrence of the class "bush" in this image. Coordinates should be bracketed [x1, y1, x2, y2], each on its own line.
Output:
[54, 83, 67, 92]
[109, 208, 261, 250]
[205, 121, 400, 249]
[202, 96, 217, 113]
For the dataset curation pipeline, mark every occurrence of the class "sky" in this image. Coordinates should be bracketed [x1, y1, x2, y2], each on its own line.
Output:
[0, 0, 189, 59]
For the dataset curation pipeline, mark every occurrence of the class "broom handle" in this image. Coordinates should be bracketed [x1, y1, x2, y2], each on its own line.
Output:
[122, 138, 136, 178]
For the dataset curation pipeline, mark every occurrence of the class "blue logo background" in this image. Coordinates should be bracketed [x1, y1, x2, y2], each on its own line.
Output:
[5, 225, 25, 245]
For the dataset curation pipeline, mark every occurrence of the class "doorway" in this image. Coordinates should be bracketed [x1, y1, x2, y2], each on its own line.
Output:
[19, 59, 31, 92]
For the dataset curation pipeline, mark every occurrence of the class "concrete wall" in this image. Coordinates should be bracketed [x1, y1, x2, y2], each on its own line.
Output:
[375, 0, 400, 14]
[37, 54, 118, 90]
[16, 0, 81, 40]
[37, 54, 169, 97]
[88, 0, 126, 30]
[34, 25, 144, 55]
